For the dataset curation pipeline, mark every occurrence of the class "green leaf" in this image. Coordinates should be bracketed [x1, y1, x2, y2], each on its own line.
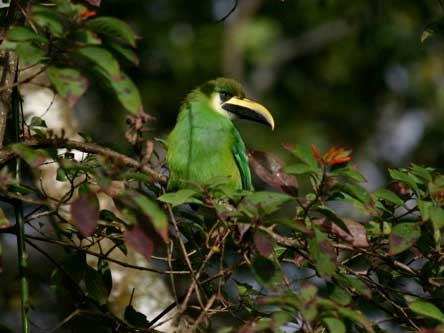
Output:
[31, 5, 65, 37]
[109, 42, 139, 65]
[309, 228, 336, 277]
[85, 266, 110, 305]
[327, 285, 351, 306]
[8, 183, 35, 195]
[389, 169, 418, 194]
[337, 308, 373, 332]
[418, 199, 433, 221]
[323, 317, 346, 333]
[72, 29, 102, 45]
[331, 165, 366, 182]
[158, 189, 201, 207]
[86, 17, 137, 47]
[10, 143, 49, 167]
[285, 162, 319, 175]
[56, 167, 67, 181]
[408, 299, 444, 322]
[373, 188, 404, 206]
[6, 26, 48, 43]
[16, 42, 46, 66]
[410, 164, 433, 183]
[338, 183, 371, 204]
[389, 222, 421, 255]
[47, 66, 89, 107]
[335, 274, 371, 298]
[272, 311, 293, 328]
[108, 72, 143, 114]
[77, 46, 120, 78]
[133, 194, 168, 241]
[239, 191, 293, 216]
[431, 207, 444, 229]
[286, 144, 318, 168]
[251, 256, 279, 287]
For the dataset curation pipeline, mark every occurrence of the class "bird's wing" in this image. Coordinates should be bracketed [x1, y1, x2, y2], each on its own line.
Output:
[232, 127, 253, 191]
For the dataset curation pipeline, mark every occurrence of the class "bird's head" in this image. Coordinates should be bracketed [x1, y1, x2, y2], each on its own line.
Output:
[196, 78, 275, 130]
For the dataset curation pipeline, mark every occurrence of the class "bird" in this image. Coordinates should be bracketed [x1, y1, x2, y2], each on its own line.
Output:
[167, 78, 274, 192]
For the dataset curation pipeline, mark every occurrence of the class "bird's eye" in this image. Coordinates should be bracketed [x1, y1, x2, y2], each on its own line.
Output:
[219, 91, 233, 102]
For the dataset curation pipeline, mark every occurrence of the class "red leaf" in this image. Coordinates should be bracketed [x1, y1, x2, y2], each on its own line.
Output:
[80, 10, 97, 19]
[253, 231, 273, 257]
[84, 0, 101, 6]
[124, 224, 154, 260]
[70, 191, 99, 237]
[248, 150, 298, 196]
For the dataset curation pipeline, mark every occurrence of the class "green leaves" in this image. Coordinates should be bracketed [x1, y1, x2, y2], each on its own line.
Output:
[430, 207, 444, 229]
[158, 189, 201, 207]
[3, 4, 142, 114]
[389, 222, 421, 255]
[373, 188, 404, 206]
[6, 26, 48, 43]
[108, 73, 143, 114]
[388, 169, 418, 194]
[408, 299, 444, 322]
[251, 256, 279, 287]
[239, 191, 293, 216]
[77, 46, 120, 78]
[30, 5, 65, 37]
[86, 17, 137, 47]
[309, 228, 336, 277]
[285, 144, 318, 168]
[47, 67, 89, 107]
[323, 317, 346, 333]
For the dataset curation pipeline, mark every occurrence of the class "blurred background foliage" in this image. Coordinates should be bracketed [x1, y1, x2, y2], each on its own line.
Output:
[82, 0, 444, 191]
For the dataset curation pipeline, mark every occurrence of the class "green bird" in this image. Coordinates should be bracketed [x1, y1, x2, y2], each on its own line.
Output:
[167, 78, 274, 192]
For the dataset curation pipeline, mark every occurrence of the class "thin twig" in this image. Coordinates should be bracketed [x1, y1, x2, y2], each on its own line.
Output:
[167, 204, 205, 310]
[188, 295, 217, 332]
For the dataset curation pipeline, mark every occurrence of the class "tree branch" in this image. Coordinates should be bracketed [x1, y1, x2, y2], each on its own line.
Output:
[0, 138, 167, 183]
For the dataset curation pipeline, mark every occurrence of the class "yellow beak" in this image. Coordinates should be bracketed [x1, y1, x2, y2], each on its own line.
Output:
[222, 97, 275, 130]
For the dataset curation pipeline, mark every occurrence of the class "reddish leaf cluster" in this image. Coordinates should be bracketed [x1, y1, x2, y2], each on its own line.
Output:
[80, 10, 97, 19]
[311, 145, 352, 166]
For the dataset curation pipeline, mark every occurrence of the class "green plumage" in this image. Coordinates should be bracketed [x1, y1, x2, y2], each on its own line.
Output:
[167, 78, 253, 192]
